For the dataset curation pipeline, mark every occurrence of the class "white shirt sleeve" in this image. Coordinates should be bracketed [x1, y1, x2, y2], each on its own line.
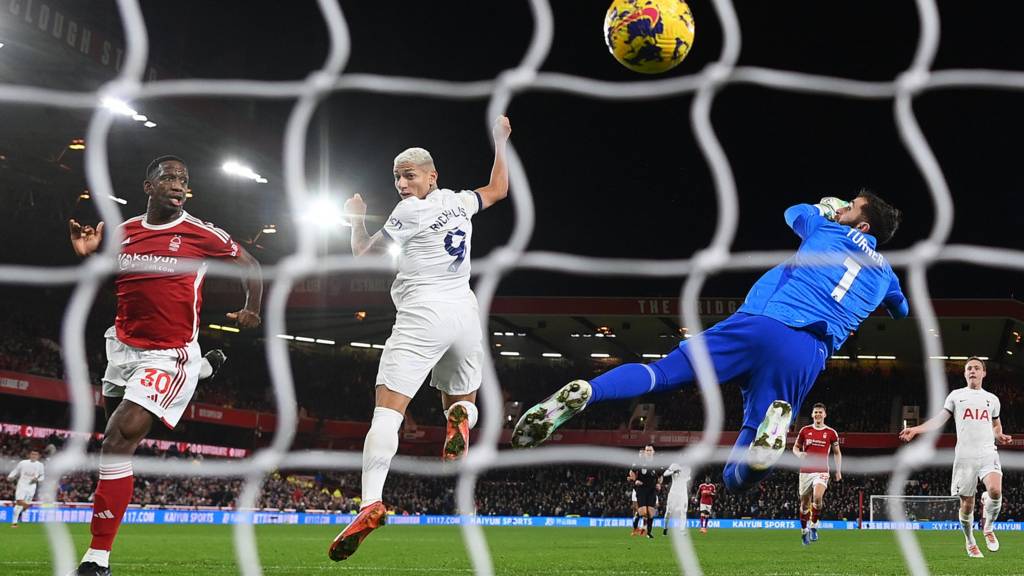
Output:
[992, 395, 1000, 420]
[382, 199, 423, 246]
[457, 190, 483, 217]
[943, 391, 956, 415]
[8, 462, 21, 481]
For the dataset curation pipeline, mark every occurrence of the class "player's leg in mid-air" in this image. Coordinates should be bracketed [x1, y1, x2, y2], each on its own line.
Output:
[329, 300, 480, 561]
[514, 314, 824, 491]
[979, 459, 1003, 552]
[76, 335, 202, 576]
[512, 314, 757, 449]
[719, 318, 825, 491]
[432, 306, 483, 462]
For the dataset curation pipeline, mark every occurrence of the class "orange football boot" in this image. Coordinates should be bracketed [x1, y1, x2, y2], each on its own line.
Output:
[443, 404, 471, 461]
[328, 501, 387, 561]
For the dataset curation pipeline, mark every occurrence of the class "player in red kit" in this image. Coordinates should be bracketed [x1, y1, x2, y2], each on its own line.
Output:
[67, 156, 263, 576]
[696, 476, 716, 533]
[792, 402, 842, 545]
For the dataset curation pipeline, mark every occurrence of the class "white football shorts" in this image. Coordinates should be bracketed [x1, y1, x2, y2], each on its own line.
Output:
[699, 503, 712, 514]
[376, 298, 483, 398]
[950, 452, 1001, 497]
[101, 326, 202, 429]
[15, 484, 37, 502]
[666, 488, 688, 514]
[798, 472, 830, 496]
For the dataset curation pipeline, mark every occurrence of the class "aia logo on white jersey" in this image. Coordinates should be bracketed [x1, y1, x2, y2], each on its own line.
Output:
[963, 408, 991, 421]
[169, 235, 182, 252]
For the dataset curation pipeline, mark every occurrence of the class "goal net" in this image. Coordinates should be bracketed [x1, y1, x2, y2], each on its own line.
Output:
[869, 495, 960, 524]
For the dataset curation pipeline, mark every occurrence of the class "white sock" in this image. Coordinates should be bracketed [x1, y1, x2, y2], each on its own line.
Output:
[959, 510, 976, 545]
[983, 493, 1002, 532]
[81, 548, 110, 567]
[198, 358, 213, 379]
[360, 407, 404, 507]
[12, 505, 23, 523]
[445, 400, 479, 429]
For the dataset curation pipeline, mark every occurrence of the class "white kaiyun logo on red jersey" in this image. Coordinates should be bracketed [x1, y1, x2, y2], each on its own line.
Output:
[117, 253, 179, 273]
[169, 235, 182, 252]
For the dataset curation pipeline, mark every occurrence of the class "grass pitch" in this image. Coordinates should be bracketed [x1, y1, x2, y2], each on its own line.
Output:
[1, 524, 1021, 575]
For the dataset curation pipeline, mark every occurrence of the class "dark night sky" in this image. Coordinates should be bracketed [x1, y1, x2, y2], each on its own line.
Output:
[1, 1, 1021, 300]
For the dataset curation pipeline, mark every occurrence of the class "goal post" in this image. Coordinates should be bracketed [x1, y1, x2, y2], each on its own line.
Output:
[869, 495, 961, 523]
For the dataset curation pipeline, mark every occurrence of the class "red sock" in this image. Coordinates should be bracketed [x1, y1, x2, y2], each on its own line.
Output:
[89, 461, 134, 551]
[810, 504, 820, 525]
[800, 509, 809, 529]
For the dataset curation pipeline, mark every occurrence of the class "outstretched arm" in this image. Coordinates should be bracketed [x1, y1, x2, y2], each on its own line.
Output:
[345, 194, 389, 256]
[475, 116, 511, 210]
[69, 219, 105, 257]
[225, 244, 263, 329]
[899, 410, 951, 442]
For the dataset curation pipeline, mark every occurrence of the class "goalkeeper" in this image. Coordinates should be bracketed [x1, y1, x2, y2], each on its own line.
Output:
[513, 193, 907, 492]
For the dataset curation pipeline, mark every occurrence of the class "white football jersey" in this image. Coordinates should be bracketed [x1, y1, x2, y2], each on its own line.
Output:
[382, 188, 482, 307]
[944, 387, 1001, 458]
[8, 459, 45, 489]
[665, 464, 691, 509]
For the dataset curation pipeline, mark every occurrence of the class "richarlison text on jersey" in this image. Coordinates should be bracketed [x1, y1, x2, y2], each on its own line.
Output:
[428, 207, 468, 232]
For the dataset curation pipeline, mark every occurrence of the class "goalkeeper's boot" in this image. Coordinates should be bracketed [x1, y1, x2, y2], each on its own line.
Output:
[747, 400, 793, 470]
[328, 501, 387, 561]
[966, 543, 984, 558]
[801, 530, 810, 546]
[443, 403, 471, 461]
[809, 527, 819, 542]
[71, 562, 112, 576]
[511, 380, 591, 448]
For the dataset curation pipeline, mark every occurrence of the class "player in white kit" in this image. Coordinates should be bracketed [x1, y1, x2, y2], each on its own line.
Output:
[661, 463, 692, 535]
[329, 116, 512, 562]
[900, 357, 1012, 558]
[7, 449, 44, 527]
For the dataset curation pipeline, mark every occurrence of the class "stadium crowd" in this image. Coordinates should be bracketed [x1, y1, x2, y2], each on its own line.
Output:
[3, 318, 1021, 436]
[3, 430, 1021, 521]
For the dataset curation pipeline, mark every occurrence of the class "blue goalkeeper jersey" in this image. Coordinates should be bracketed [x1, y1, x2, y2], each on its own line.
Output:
[737, 203, 908, 352]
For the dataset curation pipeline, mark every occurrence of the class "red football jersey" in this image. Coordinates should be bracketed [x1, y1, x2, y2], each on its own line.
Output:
[796, 425, 839, 473]
[115, 212, 239, 349]
[698, 483, 716, 506]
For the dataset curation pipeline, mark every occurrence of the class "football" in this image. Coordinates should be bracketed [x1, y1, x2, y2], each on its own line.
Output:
[604, 0, 696, 74]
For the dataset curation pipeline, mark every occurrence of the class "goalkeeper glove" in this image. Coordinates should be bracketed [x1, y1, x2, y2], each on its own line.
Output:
[814, 197, 850, 222]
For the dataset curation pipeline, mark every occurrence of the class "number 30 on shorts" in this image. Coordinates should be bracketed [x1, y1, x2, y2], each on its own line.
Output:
[140, 368, 172, 394]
